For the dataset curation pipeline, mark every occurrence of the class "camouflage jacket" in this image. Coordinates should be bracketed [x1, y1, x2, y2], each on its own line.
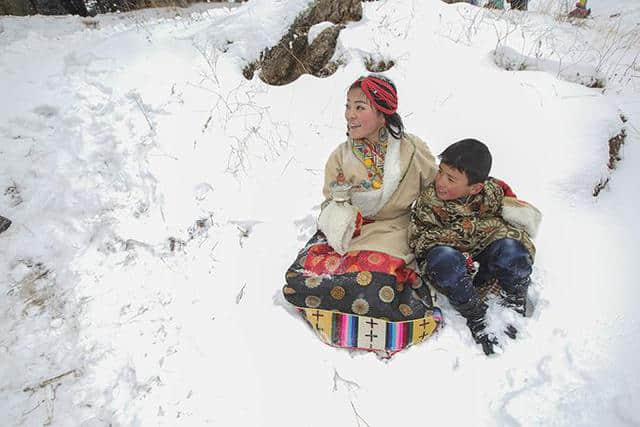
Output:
[408, 179, 535, 261]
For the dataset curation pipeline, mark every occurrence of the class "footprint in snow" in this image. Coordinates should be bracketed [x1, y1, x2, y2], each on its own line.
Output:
[229, 219, 262, 247]
[32, 105, 59, 118]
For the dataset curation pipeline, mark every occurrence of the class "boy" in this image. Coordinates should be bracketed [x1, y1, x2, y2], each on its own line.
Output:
[569, 0, 590, 18]
[408, 139, 541, 355]
[485, 0, 528, 11]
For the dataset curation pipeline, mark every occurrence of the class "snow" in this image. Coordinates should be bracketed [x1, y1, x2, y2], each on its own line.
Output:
[308, 21, 334, 44]
[1, 0, 639, 425]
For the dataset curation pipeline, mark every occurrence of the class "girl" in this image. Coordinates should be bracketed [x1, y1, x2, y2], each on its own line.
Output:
[283, 74, 441, 354]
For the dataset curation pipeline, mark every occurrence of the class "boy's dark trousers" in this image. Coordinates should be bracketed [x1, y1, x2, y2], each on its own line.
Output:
[419, 238, 532, 306]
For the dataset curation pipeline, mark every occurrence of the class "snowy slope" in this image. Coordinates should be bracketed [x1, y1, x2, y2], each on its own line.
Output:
[1, 0, 639, 425]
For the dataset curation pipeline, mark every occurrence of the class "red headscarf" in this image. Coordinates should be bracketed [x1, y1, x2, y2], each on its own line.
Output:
[357, 75, 398, 115]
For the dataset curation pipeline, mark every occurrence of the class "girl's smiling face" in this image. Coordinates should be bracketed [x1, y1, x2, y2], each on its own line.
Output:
[345, 87, 385, 141]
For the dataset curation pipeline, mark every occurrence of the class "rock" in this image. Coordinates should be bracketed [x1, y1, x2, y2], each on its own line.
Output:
[364, 57, 395, 73]
[0, 0, 37, 15]
[249, 0, 362, 86]
[0, 216, 11, 234]
[1, 0, 88, 16]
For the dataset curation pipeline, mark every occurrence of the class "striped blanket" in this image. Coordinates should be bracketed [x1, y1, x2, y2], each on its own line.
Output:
[300, 307, 443, 354]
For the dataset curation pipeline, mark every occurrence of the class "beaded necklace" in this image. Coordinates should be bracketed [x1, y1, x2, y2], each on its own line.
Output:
[352, 138, 388, 190]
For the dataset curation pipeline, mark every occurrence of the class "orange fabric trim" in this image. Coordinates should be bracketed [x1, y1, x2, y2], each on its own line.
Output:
[303, 244, 418, 285]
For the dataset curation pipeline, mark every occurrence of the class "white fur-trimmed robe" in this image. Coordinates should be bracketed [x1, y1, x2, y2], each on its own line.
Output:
[317, 134, 436, 265]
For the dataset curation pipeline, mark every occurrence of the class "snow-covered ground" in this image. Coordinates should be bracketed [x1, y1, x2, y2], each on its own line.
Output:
[1, 0, 639, 425]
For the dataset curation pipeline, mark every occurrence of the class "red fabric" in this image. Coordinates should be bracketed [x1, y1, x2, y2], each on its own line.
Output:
[494, 179, 517, 198]
[463, 252, 474, 270]
[353, 212, 363, 238]
[303, 244, 418, 287]
[358, 76, 398, 115]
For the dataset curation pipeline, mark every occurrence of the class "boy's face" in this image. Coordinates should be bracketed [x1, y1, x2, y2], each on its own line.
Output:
[435, 163, 484, 201]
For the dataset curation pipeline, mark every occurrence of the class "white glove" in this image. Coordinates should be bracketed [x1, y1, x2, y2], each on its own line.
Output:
[317, 200, 359, 255]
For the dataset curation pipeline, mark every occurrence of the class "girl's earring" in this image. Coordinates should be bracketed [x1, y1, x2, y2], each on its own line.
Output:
[378, 126, 388, 142]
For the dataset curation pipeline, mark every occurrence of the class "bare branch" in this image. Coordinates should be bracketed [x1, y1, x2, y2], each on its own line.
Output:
[236, 284, 247, 304]
[350, 401, 371, 427]
[332, 368, 360, 392]
[23, 370, 76, 393]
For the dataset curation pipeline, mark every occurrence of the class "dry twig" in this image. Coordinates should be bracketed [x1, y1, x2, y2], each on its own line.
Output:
[23, 370, 76, 394]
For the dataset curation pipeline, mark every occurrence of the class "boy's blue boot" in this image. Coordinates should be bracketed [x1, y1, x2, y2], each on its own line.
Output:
[452, 295, 496, 355]
[473, 238, 533, 317]
[501, 279, 530, 317]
